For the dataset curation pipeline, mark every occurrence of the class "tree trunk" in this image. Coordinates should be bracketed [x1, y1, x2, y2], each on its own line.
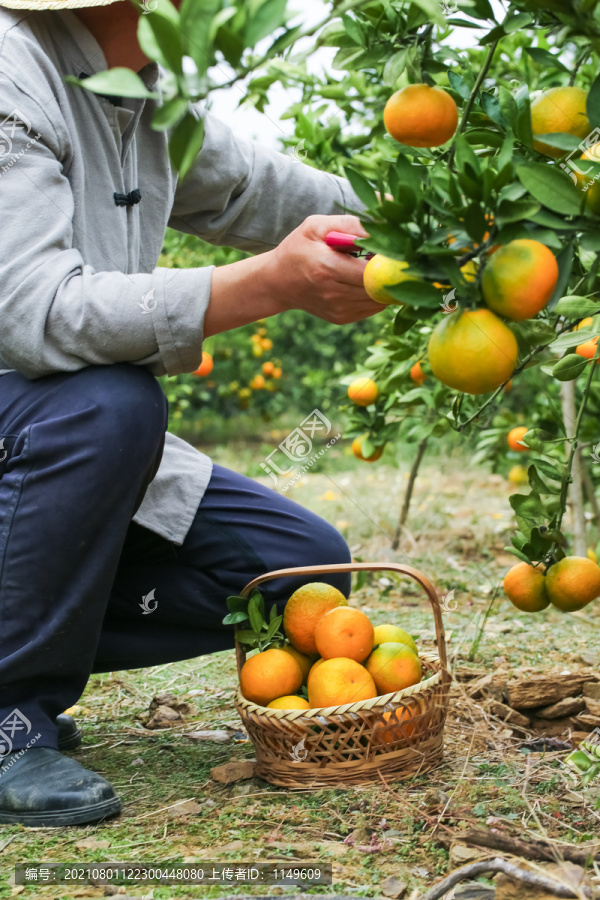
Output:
[392, 438, 428, 551]
[561, 381, 587, 556]
[581, 457, 600, 531]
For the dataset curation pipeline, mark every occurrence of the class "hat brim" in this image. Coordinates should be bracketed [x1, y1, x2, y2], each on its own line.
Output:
[0, 0, 120, 8]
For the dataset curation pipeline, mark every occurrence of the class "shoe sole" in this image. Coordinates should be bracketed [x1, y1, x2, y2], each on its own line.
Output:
[0, 796, 121, 827]
[57, 729, 82, 752]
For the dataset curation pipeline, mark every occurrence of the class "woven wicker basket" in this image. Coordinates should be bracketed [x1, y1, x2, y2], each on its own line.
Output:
[234, 562, 451, 788]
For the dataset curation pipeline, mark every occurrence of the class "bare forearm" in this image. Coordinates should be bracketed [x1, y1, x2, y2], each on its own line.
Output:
[203, 253, 283, 338]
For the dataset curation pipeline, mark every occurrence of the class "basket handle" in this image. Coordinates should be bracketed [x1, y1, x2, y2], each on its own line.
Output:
[235, 562, 448, 679]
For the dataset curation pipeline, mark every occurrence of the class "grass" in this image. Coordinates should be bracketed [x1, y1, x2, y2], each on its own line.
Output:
[1, 434, 599, 900]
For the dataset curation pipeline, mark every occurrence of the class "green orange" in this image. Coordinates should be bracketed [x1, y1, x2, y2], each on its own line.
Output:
[481, 240, 558, 321]
[428, 308, 518, 395]
[365, 642, 422, 695]
[530, 86, 589, 158]
[363, 255, 419, 305]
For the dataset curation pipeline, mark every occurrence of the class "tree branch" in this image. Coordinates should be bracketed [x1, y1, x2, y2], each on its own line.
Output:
[420, 857, 591, 900]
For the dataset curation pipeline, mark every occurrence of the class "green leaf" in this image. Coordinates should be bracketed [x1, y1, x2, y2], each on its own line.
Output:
[547, 242, 574, 311]
[510, 492, 546, 538]
[554, 296, 600, 318]
[552, 330, 600, 352]
[344, 166, 377, 209]
[180, 0, 220, 72]
[66, 69, 157, 100]
[138, 10, 184, 73]
[534, 459, 564, 482]
[528, 465, 561, 496]
[519, 430, 559, 452]
[383, 50, 408, 87]
[587, 71, 600, 128]
[532, 132, 585, 152]
[516, 162, 584, 216]
[524, 47, 569, 73]
[448, 71, 471, 101]
[235, 629, 260, 646]
[393, 308, 420, 334]
[512, 320, 557, 349]
[552, 354, 591, 381]
[246, 0, 288, 47]
[505, 546, 533, 564]
[384, 281, 443, 309]
[455, 133, 480, 177]
[152, 97, 189, 131]
[226, 595, 248, 613]
[169, 111, 205, 179]
[222, 611, 250, 625]
[408, 0, 444, 24]
[264, 615, 283, 641]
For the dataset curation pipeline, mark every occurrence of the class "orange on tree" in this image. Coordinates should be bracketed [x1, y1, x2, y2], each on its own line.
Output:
[530, 86, 589, 157]
[372, 707, 418, 745]
[307, 657, 377, 708]
[272, 366, 282, 379]
[428, 308, 518, 395]
[508, 465, 529, 486]
[250, 374, 265, 389]
[481, 240, 559, 321]
[372, 624, 418, 656]
[314, 607, 374, 663]
[352, 435, 383, 463]
[410, 361, 426, 385]
[283, 582, 348, 655]
[261, 338, 273, 351]
[348, 376, 378, 407]
[508, 426, 529, 452]
[576, 335, 600, 362]
[281, 644, 315, 683]
[363, 254, 419, 305]
[262, 361, 275, 376]
[365, 642, 422, 695]
[240, 648, 302, 707]
[267, 695, 310, 710]
[503, 562, 550, 612]
[545, 556, 600, 612]
[192, 351, 213, 377]
[574, 317, 594, 331]
[384, 83, 459, 148]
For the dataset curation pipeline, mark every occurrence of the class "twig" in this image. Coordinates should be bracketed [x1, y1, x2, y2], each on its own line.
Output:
[392, 438, 428, 549]
[468, 581, 500, 661]
[458, 827, 600, 865]
[420, 857, 591, 900]
[448, 41, 500, 169]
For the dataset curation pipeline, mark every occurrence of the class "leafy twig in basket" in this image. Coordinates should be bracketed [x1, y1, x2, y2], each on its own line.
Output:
[223, 590, 284, 651]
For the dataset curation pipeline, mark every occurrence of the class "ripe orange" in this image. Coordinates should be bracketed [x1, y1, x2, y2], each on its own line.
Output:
[384, 84, 459, 148]
[261, 338, 273, 351]
[307, 657, 377, 708]
[315, 607, 375, 663]
[372, 707, 418, 745]
[428, 308, 518, 395]
[348, 377, 378, 407]
[508, 426, 529, 453]
[283, 582, 348, 655]
[240, 648, 302, 707]
[503, 562, 550, 612]
[574, 317, 594, 331]
[545, 556, 600, 612]
[531, 86, 589, 157]
[365, 642, 422, 695]
[281, 645, 314, 684]
[267, 695, 310, 710]
[481, 240, 559, 321]
[262, 361, 275, 376]
[372, 624, 418, 656]
[250, 375, 265, 389]
[363, 255, 419, 305]
[576, 336, 600, 362]
[306, 657, 325, 692]
[272, 367, 282, 379]
[410, 361, 426, 385]
[352, 435, 383, 463]
[193, 351, 213, 377]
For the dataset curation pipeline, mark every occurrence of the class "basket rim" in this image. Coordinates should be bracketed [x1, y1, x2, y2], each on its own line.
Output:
[235, 650, 449, 719]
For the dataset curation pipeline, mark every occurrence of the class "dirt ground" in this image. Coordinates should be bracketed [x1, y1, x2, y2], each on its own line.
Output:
[1, 439, 599, 900]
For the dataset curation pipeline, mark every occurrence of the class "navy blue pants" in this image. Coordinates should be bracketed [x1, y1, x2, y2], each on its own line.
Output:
[0, 365, 350, 751]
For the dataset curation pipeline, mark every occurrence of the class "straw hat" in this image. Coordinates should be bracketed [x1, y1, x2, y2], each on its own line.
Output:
[0, 0, 120, 8]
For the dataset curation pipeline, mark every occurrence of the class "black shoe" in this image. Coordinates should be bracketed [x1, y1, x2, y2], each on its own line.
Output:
[56, 714, 81, 752]
[0, 747, 121, 826]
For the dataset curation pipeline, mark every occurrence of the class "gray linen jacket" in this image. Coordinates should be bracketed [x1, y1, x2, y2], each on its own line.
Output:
[0, 8, 358, 544]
